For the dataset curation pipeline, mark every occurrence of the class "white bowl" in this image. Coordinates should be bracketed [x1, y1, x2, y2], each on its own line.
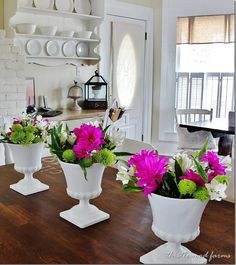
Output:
[76, 31, 92, 39]
[15, 23, 36, 34]
[60, 30, 74, 38]
[38, 26, 57, 36]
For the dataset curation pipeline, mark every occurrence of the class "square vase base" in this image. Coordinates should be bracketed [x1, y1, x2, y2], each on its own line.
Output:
[140, 243, 207, 264]
[10, 178, 49, 196]
[60, 205, 110, 229]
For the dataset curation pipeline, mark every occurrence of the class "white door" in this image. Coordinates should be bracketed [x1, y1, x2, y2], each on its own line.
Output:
[106, 15, 146, 140]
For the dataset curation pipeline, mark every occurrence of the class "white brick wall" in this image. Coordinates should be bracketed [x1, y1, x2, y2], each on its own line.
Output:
[0, 34, 26, 117]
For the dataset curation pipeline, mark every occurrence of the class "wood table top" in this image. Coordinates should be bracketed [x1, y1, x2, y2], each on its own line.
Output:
[179, 118, 235, 136]
[0, 157, 234, 264]
[47, 109, 105, 122]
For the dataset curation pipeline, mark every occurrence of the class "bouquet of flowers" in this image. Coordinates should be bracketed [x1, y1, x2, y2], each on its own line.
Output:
[116, 145, 231, 201]
[0, 113, 54, 145]
[48, 122, 126, 177]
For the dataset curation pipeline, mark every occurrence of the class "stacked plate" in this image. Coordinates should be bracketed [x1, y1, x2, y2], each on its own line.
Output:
[55, 0, 73, 12]
[46, 40, 60, 56]
[33, 0, 54, 9]
[74, 0, 92, 15]
[76, 42, 89, 57]
[26, 39, 42, 56]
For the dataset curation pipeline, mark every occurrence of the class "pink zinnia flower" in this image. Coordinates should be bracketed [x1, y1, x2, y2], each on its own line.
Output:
[73, 124, 106, 159]
[128, 150, 168, 196]
[200, 151, 227, 181]
[73, 142, 91, 159]
[180, 169, 206, 186]
[13, 119, 21, 124]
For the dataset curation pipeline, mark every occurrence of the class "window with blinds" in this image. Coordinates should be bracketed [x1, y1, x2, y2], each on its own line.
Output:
[175, 15, 234, 118]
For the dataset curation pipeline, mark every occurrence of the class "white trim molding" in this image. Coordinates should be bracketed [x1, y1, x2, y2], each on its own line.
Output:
[100, 0, 154, 143]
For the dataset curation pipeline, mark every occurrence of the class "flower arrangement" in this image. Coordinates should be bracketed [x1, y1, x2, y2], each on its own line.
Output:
[0, 113, 54, 145]
[116, 145, 231, 201]
[48, 122, 126, 177]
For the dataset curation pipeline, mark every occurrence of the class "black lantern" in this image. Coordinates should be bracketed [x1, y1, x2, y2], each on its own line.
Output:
[84, 70, 108, 109]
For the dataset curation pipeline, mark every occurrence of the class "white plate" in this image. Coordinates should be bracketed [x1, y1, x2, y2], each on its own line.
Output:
[18, 0, 33, 7]
[76, 42, 89, 57]
[26, 39, 42, 56]
[74, 0, 91, 15]
[46, 40, 60, 56]
[14, 39, 25, 55]
[55, 0, 73, 12]
[33, 0, 53, 9]
[62, 41, 76, 57]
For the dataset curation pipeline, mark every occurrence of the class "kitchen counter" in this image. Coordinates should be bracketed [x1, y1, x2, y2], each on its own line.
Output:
[47, 109, 105, 122]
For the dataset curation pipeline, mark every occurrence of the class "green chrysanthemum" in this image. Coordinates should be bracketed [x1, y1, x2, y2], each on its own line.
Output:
[178, 179, 197, 195]
[214, 175, 229, 185]
[23, 132, 35, 144]
[33, 137, 43, 143]
[24, 125, 36, 133]
[193, 186, 209, 201]
[80, 157, 93, 168]
[10, 131, 26, 143]
[93, 149, 117, 166]
[12, 124, 23, 132]
[62, 149, 76, 163]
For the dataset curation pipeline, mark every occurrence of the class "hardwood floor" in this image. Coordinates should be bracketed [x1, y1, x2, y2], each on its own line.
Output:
[0, 158, 234, 264]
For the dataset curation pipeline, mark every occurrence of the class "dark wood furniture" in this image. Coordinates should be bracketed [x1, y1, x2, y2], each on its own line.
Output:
[180, 118, 234, 156]
[0, 157, 234, 264]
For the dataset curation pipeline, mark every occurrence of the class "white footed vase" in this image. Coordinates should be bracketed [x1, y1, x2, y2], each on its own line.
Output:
[7, 142, 49, 196]
[59, 161, 110, 229]
[140, 193, 208, 264]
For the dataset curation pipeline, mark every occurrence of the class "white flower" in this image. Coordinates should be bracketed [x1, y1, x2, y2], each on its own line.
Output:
[59, 131, 67, 144]
[67, 133, 77, 145]
[169, 153, 194, 173]
[116, 161, 135, 184]
[36, 120, 48, 130]
[220, 155, 232, 171]
[109, 127, 125, 148]
[86, 120, 101, 127]
[205, 178, 227, 201]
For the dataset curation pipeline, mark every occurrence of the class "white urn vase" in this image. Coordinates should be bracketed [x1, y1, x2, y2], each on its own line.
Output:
[7, 142, 49, 196]
[140, 193, 208, 264]
[59, 161, 110, 228]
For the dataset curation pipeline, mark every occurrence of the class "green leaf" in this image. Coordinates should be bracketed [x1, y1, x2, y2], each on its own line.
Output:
[174, 160, 184, 181]
[123, 184, 142, 193]
[103, 125, 111, 134]
[193, 157, 208, 183]
[198, 140, 209, 158]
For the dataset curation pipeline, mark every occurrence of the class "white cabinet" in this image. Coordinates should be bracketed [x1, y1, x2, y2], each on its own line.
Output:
[4, 0, 104, 66]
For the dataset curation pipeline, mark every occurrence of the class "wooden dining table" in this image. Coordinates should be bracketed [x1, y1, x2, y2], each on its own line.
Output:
[179, 118, 235, 156]
[0, 157, 234, 264]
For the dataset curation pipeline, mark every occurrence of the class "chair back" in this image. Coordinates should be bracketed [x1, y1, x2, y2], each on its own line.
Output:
[176, 108, 213, 124]
[116, 138, 155, 162]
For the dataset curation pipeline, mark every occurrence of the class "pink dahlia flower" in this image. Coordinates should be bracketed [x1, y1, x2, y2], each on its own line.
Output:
[200, 151, 227, 181]
[180, 169, 206, 186]
[128, 150, 168, 196]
